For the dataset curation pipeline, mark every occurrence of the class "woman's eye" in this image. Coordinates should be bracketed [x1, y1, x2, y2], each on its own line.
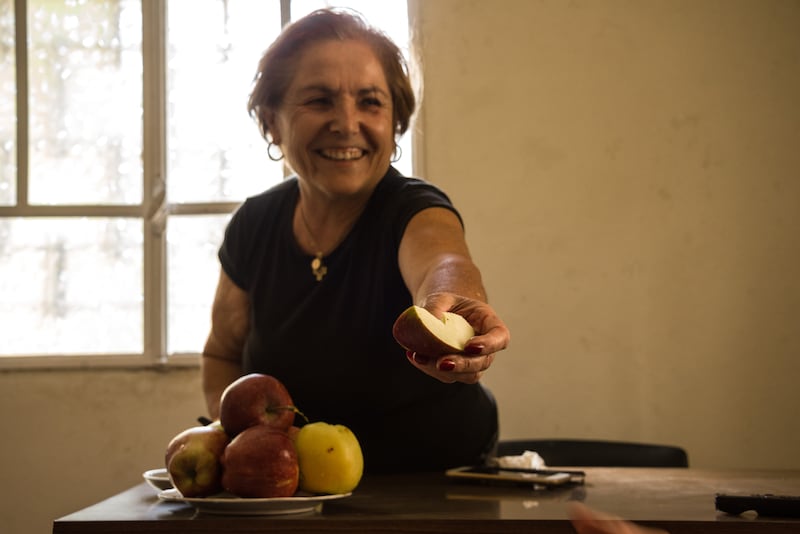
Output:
[306, 97, 331, 107]
[362, 97, 384, 108]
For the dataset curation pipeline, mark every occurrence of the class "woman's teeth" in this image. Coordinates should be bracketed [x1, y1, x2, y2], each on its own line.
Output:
[320, 148, 364, 160]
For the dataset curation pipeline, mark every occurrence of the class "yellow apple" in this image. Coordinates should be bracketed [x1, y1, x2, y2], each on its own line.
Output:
[165, 424, 229, 497]
[294, 422, 363, 494]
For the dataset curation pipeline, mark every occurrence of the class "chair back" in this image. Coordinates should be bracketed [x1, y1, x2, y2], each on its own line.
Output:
[496, 438, 689, 467]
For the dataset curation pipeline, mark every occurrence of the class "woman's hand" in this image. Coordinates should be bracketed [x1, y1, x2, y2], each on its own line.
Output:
[398, 207, 510, 383]
[404, 292, 510, 384]
[568, 503, 670, 534]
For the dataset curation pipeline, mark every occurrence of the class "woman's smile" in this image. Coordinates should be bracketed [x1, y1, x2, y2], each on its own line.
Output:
[317, 147, 366, 161]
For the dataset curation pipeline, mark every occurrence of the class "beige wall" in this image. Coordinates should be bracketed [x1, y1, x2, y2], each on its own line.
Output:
[2, 1, 799, 533]
[412, 0, 800, 467]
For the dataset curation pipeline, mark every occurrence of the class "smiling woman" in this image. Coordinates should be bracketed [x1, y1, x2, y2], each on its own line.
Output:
[200, 8, 510, 475]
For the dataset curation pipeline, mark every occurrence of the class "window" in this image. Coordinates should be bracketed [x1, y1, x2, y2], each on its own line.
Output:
[0, 0, 412, 368]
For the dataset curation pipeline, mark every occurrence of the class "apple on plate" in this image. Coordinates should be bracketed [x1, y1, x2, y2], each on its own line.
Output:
[219, 373, 300, 437]
[164, 424, 230, 498]
[221, 425, 299, 498]
[287, 425, 301, 442]
[392, 305, 475, 355]
[294, 422, 363, 495]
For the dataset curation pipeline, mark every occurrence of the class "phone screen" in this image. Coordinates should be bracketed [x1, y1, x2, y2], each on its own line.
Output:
[445, 465, 585, 487]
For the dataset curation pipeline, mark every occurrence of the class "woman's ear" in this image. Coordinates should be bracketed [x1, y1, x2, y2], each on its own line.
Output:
[263, 110, 281, 144]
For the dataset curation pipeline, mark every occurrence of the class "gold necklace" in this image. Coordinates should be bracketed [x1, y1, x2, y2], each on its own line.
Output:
[299, 202, 328, 282]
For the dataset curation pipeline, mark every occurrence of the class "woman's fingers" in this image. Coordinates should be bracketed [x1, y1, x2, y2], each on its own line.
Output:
[406, 350, 494, 384]
[569, 503, 670, 534]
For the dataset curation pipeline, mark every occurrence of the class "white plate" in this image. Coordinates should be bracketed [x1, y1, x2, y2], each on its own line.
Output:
[143, 468, 173, 491]
[158, 488, 351, 515]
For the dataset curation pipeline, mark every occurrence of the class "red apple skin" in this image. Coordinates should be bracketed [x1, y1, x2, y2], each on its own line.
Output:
[221, 425, 299, 498]
[219, 373, 296, 437]
[165, 425, 230, 498]
[392, 306, 468, 355]
[287, 425, 301, 443]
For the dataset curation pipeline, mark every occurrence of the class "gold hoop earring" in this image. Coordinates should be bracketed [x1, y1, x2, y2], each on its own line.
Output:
[267, 141, 284, 162]
[391, 144, 403, 163]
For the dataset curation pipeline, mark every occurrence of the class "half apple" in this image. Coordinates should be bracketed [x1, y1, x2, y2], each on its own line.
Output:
[392, 305, 475, 355]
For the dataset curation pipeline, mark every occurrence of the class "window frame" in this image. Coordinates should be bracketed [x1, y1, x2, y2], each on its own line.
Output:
[0, 0, 267, 370]
[0, 0, 417, 371]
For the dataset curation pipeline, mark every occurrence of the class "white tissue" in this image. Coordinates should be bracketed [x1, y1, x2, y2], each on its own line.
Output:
[494, 450, 547, 469]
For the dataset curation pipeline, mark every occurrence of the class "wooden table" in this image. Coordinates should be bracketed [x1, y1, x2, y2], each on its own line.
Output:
[53, 468, 800, 533]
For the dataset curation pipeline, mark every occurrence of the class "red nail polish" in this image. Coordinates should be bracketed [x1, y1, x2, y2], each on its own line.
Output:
[464, 343, 484, 355]
[438, 359, 456, 371]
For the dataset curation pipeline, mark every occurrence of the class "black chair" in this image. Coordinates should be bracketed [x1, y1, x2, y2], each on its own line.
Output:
[495, 438, 689, 468]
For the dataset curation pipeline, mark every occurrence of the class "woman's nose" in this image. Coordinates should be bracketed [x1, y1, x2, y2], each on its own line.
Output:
[330, 101, 359, 135]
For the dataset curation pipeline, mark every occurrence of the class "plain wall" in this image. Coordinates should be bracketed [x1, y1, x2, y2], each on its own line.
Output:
[411, 0, 800, 465]
[2, 1, 799, 533]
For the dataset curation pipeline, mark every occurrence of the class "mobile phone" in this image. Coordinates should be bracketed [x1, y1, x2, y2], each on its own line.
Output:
[446, 465, 585, 487]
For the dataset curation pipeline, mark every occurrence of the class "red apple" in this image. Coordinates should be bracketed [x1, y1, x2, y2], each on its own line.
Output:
[221, 425, 299, 498]
[165, 424, 229, 497]
[392, 305, 475, 355]
[219, 373, 298, 437]
[287, 425, 301, 442]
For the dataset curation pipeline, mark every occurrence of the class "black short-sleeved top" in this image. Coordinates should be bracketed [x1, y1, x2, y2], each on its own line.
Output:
[218, 167, 497, 473]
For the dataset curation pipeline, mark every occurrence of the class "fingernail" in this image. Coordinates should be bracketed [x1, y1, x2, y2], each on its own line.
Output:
[414, 353, 430, 365]
[438, 359, 456, 371]
[464, 343, 484, 355]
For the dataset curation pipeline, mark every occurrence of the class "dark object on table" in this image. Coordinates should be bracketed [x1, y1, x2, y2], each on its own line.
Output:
[496, 438, 689, 468]
[716, 493, 800, 518]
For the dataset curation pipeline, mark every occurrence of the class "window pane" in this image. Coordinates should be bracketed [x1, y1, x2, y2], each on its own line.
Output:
[0, 217, 143, 355]
[27, 0, 142, 205]
[291, 0, 413, 176]
[167, 214, 230, 354]
[167, 0, 284, 204]
[0, 0, 15, 205]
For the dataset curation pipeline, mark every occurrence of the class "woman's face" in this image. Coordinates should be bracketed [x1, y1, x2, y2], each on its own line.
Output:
[268, 39, 395, 199]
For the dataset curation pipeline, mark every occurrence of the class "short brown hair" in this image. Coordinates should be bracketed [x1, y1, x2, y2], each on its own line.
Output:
[247, 8, 416, 140]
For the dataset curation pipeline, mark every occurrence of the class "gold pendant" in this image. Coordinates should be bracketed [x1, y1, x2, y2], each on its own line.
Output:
[311, 253, 327, 282]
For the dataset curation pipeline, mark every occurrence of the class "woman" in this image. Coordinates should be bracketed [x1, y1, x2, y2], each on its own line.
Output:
[201, 8, 510, 473]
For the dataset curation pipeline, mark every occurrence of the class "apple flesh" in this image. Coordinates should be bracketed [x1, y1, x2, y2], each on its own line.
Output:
[221, 425, 299, 498]
[294, 422, 363, 495]
[165, 425, 230, 498]
[219, 373, 298, 437]
[392, 305, 475, 355]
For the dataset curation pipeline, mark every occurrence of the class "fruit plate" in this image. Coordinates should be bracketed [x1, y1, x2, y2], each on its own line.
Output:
[143, 468, 172, 491]
[157, 488, 351, 515]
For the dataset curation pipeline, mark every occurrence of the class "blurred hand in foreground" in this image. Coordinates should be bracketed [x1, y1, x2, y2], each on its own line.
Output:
[569, 503, 669, 534]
